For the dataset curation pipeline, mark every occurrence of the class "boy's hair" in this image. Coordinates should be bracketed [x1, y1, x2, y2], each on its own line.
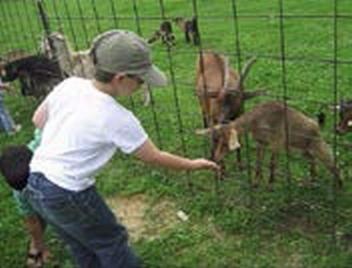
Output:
[0, 145, 33, 190]
[94, 69, 116, 83]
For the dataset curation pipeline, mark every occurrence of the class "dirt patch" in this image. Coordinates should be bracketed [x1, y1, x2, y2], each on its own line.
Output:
[106, 194, 182, 242]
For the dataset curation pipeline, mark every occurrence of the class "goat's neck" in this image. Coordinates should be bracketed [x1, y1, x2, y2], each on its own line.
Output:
[55, 41, 74, 70]
[230, 110, 255, 135]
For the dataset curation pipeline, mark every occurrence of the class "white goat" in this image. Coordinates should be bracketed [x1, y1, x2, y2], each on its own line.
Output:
[40, 32, 151, 105]
[40, 32, 94, 78]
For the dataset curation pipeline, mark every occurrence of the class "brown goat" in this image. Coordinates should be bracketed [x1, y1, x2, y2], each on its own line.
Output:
[197, 101, 342, 188]
[148, 21, 175, 47]
[195, 51, 263, 170]
[173, 16, 200, 45]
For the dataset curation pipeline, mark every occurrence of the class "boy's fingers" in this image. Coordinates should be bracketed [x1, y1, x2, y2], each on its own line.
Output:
[202, 159, 220, 170]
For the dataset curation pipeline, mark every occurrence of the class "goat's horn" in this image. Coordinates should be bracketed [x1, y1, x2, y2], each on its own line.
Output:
[234, 56, 257, 90]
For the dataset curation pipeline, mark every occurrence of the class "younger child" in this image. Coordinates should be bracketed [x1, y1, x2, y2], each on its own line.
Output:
[0, 77, 21, 134]
[0, 129, 50, 267]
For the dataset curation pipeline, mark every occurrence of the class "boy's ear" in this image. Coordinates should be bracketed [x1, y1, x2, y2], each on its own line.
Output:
[112, 73, 124, 83]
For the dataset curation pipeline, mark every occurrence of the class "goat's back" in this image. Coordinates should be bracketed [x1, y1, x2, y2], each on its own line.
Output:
[196, 52, 227, 93]
[237, 101, 321, 150]
[72, 51, 95, 78]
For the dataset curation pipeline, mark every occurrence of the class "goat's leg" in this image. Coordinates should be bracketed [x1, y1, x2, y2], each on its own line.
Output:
[166, 33, 176, 46]
[200, 110, 208, 128]
[185, 30, 191, 43]
[303, 152, 317, 185]
[216, 160, 225, 180]
[268, 151, 277, 189]
[210, 140, 217, 163]
[192, 31, 200, 46]
[235, 148, 243, 171]
[253, 144, 265, 187]
[161, 33, 166, 45]
[161, 33, 172, 47]
[202, 116, 208, 128]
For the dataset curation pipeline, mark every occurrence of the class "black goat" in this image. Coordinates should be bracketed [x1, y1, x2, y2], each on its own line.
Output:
[173, 16, 200, 46]
[148, 21, 175, 47]
[0, 53, 64, 98]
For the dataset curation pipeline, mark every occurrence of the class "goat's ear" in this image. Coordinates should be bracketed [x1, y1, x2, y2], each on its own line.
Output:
[195, 128, 212, 136]
[228, 129, 241, 151]
[243, 89, 266, 100]
[195, 124, 222, 136]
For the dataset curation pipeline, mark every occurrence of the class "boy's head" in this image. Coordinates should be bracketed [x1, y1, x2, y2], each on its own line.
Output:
[90, 30, 167, 86]
[0, 145, 33, 191]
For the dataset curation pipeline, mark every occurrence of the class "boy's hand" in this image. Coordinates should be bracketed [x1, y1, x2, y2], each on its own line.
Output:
[0, 82, 11, 91]
[191, 159, 220, 171]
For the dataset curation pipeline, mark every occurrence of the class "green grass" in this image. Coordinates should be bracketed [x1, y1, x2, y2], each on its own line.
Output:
[1, 0, 352, 267]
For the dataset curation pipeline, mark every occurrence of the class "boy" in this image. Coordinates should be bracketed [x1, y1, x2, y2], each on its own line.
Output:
[25, 30, 218, 267]
[0, 77, 21, 134]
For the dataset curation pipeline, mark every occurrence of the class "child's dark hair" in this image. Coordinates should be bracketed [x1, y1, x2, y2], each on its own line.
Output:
[0, 145, 33, 190]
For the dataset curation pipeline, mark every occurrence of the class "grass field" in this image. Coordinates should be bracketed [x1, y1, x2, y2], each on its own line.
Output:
[0, 0, 352, 267]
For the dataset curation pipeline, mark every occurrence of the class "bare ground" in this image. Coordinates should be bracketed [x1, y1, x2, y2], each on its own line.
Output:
[106, 194, 182, 242]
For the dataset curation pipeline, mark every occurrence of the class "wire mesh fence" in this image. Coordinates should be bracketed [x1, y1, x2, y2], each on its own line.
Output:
[0, 0, 351, 266]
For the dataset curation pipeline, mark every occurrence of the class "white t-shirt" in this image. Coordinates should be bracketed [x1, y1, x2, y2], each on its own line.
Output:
[30, 77, 148, 191]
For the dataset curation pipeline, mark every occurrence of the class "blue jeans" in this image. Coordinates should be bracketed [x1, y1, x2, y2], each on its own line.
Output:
[23, 172, 140, 268]
[0, 92, 15, 133]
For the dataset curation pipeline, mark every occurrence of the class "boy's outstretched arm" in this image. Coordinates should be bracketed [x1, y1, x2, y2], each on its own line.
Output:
[134, 139, 219, 171]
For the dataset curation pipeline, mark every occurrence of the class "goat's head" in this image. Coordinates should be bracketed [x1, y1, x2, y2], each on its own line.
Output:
[172, 17, 184, 24]
[0, 50, 30, 82]
[196, 123, 240, 162]
[40, 32, 68, 58]
[217, 57, 263, 123]
[335, 100, 352, 134]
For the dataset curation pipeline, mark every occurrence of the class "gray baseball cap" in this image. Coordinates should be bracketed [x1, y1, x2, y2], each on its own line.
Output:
[91, 30, 167, 87]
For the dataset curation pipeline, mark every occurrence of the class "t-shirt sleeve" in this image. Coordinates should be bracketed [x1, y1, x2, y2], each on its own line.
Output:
[107, 110, 148, 154]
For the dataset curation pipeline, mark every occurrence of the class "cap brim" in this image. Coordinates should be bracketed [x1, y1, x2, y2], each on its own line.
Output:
[142, 65, 167, 87]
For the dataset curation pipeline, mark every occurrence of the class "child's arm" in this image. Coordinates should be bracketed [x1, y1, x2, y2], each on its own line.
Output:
[32, 101, 48, 129]
[134, 139, 219, 171]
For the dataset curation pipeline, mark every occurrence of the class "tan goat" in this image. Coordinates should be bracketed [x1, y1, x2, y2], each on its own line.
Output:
[195, 51, 263, 170]
[40, 32, 94, 78]
[41, 32, 152, 105]
[197, 101, 342, 188]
